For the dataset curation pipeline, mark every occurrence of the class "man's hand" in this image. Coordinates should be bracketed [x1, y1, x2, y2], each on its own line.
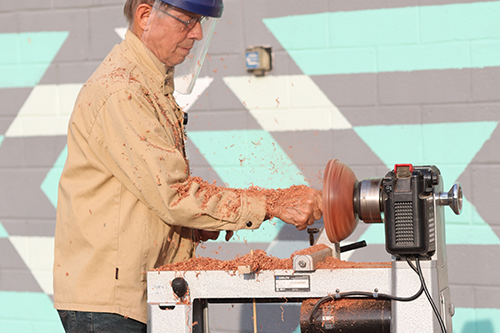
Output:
[194, 230, 234, 242]
[267, 186, 322, 231]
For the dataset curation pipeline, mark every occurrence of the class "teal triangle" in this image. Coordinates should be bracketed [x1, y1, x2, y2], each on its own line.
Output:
[0, 291, 64, 332]
[453, 307, 500, 332]
[0, 31, 69, 88]
[0, 135, 4, 146]
[0, 221, 8, 238]
[354, 122, 498, 188]
[263, 2, 500, 75]
[189, 130, 308, 189]
[358, 199, 500, 245]
[189, 130, 309, 243]
[354, 121, 500, 245]
[41, 145, 67, 208]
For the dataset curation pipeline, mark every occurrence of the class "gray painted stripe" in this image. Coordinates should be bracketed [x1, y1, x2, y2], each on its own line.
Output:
[0, 166, 56, 219]
[462, 162, 500, 241]
[0, 88, 32, 134]
[0, 137, 64, 236]
[0, 139, 60, 228]
[0, 239, 42, 292]
[2, 219, 56, 238]
[349, 243, 500, 308]
[324, 0, 499, 13]
[448, 245, 500, 308]
[187, 108, 262, 131]
[199, 69, 500, 130]
[270, 129, 387, 171]
[312, 67, 500, 126]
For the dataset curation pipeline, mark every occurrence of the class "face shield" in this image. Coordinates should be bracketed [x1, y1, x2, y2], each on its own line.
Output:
[142, 0, 220, 94]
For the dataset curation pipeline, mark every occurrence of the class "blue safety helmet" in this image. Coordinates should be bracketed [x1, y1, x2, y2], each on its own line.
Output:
[159, 0, 223, 18]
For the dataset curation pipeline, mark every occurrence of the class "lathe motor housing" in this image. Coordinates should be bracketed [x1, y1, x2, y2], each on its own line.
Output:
[353, 164, 461, 259]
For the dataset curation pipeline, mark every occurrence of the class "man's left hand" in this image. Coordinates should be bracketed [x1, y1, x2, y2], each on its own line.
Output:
[194, 230, 233, 242]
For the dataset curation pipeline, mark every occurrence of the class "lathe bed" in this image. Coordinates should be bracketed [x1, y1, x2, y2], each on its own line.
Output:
[147, 253, 446, 332]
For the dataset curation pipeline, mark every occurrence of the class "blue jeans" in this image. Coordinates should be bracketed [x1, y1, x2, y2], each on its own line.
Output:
[57, 310, 147, 333]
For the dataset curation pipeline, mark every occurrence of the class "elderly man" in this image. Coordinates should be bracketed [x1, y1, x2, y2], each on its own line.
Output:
[53, 0, 322, 332]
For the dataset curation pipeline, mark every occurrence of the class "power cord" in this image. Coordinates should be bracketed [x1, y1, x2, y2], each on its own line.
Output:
[308, 257, 447, 333]
[416, 257, 448, 333]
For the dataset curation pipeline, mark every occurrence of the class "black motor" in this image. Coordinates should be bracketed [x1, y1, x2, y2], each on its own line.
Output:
[353, 164, 462, 258]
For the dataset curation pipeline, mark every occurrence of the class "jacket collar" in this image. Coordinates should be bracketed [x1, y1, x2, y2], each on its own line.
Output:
[123, 30, 175, 95]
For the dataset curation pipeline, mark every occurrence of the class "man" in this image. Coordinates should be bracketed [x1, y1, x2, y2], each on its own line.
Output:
[53, 0, 323, 332]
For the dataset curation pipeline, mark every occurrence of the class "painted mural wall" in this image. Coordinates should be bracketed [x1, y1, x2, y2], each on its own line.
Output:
[0, 0, 499, 332]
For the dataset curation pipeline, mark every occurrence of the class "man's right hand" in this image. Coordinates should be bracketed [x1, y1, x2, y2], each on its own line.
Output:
[266, 185, 322, 231]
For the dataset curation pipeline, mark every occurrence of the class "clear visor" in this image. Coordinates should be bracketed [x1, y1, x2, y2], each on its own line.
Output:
[142, 0, 218, 94]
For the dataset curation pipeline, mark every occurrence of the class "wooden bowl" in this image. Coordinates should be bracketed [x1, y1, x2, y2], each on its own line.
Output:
[322, 159, 359, 243]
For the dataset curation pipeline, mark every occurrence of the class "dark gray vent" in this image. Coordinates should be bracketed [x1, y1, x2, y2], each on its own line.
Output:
[394, 201, 414, 244]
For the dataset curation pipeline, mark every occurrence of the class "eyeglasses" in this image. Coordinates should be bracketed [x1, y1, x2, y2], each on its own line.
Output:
[156, 6, 207, 31]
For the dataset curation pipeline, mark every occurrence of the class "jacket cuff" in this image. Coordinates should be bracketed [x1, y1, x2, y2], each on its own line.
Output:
[234, 193, 267, 230]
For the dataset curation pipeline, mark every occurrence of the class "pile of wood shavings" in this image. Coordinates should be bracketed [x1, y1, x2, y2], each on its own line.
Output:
[156, 249, 291, 272]
[156, 244, 390, 272]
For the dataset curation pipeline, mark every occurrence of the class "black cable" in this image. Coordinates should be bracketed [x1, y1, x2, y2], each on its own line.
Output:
[416, 257, 448, 333]
[308, 258, 424, 324]
[308, 258, 449, 333]
[406, 256, 418, 273]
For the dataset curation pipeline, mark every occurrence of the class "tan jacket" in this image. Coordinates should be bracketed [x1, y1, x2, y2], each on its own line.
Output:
[53, 30, 267, 324]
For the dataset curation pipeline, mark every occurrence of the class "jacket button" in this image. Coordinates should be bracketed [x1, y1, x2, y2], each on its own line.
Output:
[246, 221, 253, 228]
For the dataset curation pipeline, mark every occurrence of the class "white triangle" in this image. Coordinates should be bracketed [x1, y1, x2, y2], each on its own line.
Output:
[223, 75, 352, 132]
[4, 76, 213, 138]
[9, 236, 55, 295]
[115, 27, 127, 40]
[5, 84, 82, 138]
[173, 76, 214, 111]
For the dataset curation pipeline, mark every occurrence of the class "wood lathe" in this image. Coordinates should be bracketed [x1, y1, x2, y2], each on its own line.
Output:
[147, 160, 462, 332]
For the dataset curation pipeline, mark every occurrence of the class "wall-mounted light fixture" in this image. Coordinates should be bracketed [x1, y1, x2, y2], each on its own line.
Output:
[245, 46, 272, 76]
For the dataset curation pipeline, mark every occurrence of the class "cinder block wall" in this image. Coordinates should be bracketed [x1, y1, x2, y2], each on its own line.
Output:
[0, 0, 499, 332]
